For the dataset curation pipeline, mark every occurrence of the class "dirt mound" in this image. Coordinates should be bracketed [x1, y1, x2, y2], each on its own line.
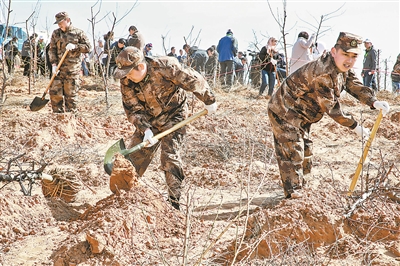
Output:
[223, 186, 400, 264]
[51, 187, 185, 265]
[1, 71, 400, 265]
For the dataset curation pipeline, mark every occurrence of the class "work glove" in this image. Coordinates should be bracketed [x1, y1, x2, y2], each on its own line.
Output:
[353, 125, 371, 140]
[143, 128, 158, 147]
[205, 102, 217, 115]
[373, 101, 390, 116]
[66, 43, 76, 51]
[52, 65, 59, 76]
[270, 58, 277, 65]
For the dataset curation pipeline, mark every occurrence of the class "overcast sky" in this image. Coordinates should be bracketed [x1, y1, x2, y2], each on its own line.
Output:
[3, 0, 400, 74]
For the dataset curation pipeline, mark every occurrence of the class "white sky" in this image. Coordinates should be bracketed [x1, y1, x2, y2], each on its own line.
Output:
[3, 0, 400, 76]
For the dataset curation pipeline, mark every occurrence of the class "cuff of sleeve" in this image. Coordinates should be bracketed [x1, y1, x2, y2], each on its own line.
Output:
[204, 100, 216, 105]
[137, 119, 152, 134]
[349, 121, 358, 130]
[370, 101, 376, 110]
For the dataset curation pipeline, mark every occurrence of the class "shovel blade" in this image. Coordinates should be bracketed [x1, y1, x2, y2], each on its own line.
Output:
[104, 138, 126, 175]
[30, 96, 49, 111]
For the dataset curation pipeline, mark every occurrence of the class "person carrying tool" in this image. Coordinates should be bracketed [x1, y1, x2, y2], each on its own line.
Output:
[48, 11, 91, 113]
[267, 32, 390, 199]
[114, 46, 217, 210]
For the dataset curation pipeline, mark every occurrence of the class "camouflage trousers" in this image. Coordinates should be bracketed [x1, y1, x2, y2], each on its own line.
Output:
[268, 110, 313, 198]
[127, 125, 186, 201]
[50, 74, 80, 113]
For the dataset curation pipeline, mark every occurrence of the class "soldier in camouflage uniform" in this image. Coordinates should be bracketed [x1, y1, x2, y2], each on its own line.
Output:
[267, 32, 390, 199]
[48, 12, 91, 113]
[114, 46, 217, 210]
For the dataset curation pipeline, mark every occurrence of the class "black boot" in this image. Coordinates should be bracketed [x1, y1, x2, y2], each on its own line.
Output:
[168, 196, 180, 211]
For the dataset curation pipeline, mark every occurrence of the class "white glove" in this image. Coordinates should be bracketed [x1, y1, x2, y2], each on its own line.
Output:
[353, 125, 371, 139]
[205, 102, 217, 115]
[270, 59, 277, 65]
[52, 65, 59, 75]
[143, 128, 158, 147]
[373, 101, 390, 116]
[66, 43, 76, 51]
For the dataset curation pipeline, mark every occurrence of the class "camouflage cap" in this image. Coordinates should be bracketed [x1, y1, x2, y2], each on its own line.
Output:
[54, 12, 69, 24]
[114, 46, 144, 79]
[335, 32, 363, 54]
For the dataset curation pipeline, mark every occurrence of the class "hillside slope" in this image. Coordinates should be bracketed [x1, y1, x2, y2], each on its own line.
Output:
[1, 71, 400, 265]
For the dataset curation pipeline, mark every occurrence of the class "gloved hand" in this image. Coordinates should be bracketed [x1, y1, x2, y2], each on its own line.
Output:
[205, 102, 217, 115]
[270, 59, 277, 65]
[66, 43, 76, 51]
[143, 128, 158, 147]
[52, 65, 59, 76]
[373, 101, 390, 116]
[353, 125, 371, 139]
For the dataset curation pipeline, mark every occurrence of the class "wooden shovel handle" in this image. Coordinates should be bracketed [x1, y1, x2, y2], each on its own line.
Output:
[41, 50, 69, 99]
[121, 109, 208, 156]
[348, 110, 383, 196]
[152, 109, 208, 141]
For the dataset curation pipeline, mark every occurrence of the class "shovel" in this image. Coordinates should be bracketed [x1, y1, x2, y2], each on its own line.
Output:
[29, 50, 69, 111]
[347, 110, 383, 196]
[104, 109, 208, 175]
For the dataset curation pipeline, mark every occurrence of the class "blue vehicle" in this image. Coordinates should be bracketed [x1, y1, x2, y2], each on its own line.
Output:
[0, 24, 28, 51]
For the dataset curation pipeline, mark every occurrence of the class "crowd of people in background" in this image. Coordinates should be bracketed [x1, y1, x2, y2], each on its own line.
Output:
[1, 22, 399, 96]
[0, 12, 395, 206]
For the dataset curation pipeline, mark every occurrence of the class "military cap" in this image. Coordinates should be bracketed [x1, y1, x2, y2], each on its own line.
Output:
[114, 46, 145, 79]
[54, 12, 69, 24]
[335, 32, 363, 55]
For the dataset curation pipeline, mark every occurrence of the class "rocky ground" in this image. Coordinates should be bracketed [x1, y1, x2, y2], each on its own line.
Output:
[0, 69, 400, 266]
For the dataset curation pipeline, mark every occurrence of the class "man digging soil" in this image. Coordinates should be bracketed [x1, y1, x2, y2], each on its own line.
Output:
[112, 46, 217, 210]
[268, 32, 390, 199]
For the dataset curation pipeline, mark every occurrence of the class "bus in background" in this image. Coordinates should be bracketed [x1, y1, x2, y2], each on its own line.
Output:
[0, 24, 28, 51]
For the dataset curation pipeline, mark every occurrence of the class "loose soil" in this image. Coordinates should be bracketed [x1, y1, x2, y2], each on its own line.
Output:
[1, 69, 400, 265]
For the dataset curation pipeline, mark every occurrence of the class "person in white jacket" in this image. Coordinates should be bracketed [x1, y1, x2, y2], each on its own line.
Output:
[289, 31, 316, 75]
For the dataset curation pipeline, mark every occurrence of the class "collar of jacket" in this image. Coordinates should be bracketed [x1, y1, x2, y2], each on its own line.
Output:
[365, 46, 373, 52]
[142, 74, 150, 83]
[127, 73, 150, 86]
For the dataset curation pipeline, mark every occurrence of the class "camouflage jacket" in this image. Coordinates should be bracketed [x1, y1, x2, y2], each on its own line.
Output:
[48, 25, 91, 75]
[268, 52, 377, 131]
[119, 56, 216, 133]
